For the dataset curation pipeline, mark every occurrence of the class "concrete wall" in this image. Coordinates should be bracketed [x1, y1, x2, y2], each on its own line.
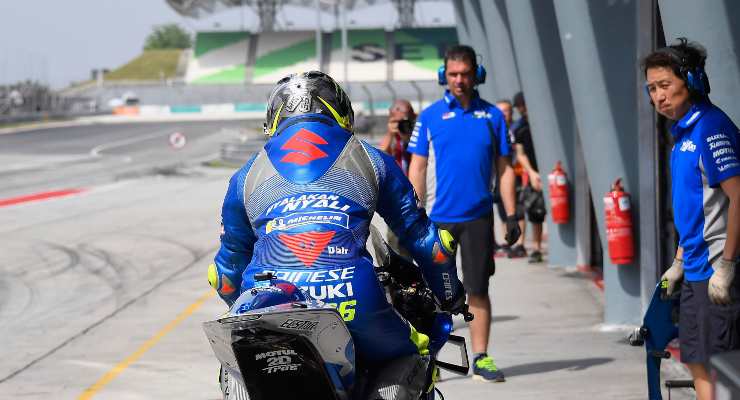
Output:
[504, 0, 578, 269]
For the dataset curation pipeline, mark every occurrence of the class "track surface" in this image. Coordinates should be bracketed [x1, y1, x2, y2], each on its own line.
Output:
[0, 121, 262, 399]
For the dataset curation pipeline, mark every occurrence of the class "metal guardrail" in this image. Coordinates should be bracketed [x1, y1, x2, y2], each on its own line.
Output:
[0, 110, 109, 125]
[220, 140, 261, 165]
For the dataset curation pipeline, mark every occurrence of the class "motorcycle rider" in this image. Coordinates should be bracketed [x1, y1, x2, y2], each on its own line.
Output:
[208, 71, 466, 399]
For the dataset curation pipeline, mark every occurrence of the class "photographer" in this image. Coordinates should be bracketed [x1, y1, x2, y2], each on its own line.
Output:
[379, 99, 417, 259]
[379, 99, 416, 176]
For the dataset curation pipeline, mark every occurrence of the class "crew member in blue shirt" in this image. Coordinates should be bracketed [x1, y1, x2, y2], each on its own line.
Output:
[644, 38, 740, 400]
[408, 45, 520, 383]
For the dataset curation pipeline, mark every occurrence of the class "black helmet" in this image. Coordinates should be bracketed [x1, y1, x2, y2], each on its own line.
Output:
[264, 71, 354, 137]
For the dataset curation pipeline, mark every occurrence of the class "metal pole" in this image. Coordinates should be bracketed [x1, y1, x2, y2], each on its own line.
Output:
[240, 0, 245, 31]
[316, 0, 322, 71]
[637, 0, 659, 313]
[384, 81, 397, 102]
[341, 0, 348, 91]
[361, 83, 374, 117]
[409, 80, 422, 111]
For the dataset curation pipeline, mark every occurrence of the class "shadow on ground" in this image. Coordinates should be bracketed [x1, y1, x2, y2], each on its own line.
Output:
[504, 357, 614, 377]
[440, 357, 614, 382]
[452, 315, 519, 331]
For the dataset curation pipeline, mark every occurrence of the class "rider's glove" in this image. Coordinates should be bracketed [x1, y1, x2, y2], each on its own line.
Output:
[708, 258, 736, 305]
[660, 257, 684, 297]
[504, 215, 521, 246]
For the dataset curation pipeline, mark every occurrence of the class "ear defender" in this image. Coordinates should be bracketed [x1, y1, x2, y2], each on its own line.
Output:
[437, 64, 488, 86]
[686, 68, 710, 96]
[476, 65, 487, 84]
[437, 65, 447, 86]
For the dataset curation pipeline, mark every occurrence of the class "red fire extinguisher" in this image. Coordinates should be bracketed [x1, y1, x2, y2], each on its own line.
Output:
[548, 161, 569, 224]
[604, 178, 634, 265]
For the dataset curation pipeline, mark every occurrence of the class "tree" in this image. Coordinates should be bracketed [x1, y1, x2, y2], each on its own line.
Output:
[144, 24, 192, 50]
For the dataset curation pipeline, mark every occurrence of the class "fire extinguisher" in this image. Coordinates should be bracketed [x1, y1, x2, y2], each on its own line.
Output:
[548, 161, 569, 224]
[604, 178, 634, 265]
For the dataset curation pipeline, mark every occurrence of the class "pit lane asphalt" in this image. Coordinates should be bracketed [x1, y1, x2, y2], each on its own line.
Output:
[0, 121, 261, 398]
[0, 121, 691, 399]
[0, 121, 258, 198]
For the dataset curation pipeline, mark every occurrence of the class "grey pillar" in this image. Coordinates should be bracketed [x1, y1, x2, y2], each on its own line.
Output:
[659, 0, 740, 123]
[505, 0, 578, 269]
[553, 0, 641, 324]
[480, 1, 521, 100]
[573, 129, 592, 270]
[637, 0, 660, 313]
[452, 0, 471, 46]
[457, 0, 496, 100]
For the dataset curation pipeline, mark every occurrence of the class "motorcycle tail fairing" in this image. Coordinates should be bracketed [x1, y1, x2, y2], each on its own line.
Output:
[204, 305, 355, 400]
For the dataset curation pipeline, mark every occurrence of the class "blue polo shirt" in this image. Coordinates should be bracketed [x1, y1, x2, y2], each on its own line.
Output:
[408, 90, 511, 223]
[671, 100, 740, 281]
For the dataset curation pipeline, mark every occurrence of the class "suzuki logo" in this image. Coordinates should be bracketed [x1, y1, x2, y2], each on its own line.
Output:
[280, 128, 328, 165]
[680, 140, 696, 152]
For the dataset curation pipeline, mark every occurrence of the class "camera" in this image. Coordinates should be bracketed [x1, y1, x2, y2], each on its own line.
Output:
[397, 118, 414, 135]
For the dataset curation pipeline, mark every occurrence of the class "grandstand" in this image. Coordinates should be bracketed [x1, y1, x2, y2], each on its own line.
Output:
[252, 31, 319, 83]
[393, 27, 455, 80]
[327, 29, 388, 82]
[185, 27, 456, 84]
[57, 1, 459, 123]
[187, 31, 250, 83]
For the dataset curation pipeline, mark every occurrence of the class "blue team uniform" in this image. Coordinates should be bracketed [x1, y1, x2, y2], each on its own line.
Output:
[211, 115, 464, 364]
[671, 100, 740, 281]
[407, 90, 511, 223]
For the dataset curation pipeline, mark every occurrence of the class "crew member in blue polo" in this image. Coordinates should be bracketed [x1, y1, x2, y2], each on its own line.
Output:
[408, 45, 520, 383]
[644, 38, 740, 400]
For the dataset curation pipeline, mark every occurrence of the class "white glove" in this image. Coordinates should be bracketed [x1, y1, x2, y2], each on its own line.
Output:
[708, 259, 736, 305]
[660, 258, 684, 297]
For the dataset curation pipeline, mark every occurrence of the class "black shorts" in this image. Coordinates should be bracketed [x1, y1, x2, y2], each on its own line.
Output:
[679, 275, 740, 364]
[437, 213, 494, 296]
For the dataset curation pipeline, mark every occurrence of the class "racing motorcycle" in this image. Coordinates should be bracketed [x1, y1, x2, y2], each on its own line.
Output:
[203, 228, 473, 400]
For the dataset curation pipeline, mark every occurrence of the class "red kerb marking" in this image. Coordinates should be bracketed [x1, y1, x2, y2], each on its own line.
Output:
[0, 188, 85, 208]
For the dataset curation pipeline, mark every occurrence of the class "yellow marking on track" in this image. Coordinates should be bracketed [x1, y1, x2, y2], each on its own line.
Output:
[78, 290, 216, 399]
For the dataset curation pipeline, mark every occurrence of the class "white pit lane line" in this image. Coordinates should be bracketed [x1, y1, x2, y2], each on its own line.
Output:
[89, 128, 182, 161]
[0, 128, 181, 174]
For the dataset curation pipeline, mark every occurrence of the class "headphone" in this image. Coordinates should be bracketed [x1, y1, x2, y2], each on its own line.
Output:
[438, 46, 487, 86]
[645, 41, 711, 98]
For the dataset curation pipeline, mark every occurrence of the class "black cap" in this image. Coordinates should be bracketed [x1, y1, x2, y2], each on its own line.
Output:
[512, 91, 525, 107]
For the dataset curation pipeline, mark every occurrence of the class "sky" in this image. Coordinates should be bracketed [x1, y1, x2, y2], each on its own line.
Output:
[0, 1, 453, 89]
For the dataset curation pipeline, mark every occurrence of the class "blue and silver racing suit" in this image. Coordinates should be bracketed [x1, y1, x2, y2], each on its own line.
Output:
[209, 115, 465, 364]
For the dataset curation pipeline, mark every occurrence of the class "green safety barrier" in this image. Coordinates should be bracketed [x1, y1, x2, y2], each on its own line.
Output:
[170, 105, 203, 113]
[234, 103, 267, 112]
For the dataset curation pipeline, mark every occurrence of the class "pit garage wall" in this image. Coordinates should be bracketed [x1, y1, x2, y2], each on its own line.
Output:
[455, 0, 740, 324]
[659, 0, 740, 125]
